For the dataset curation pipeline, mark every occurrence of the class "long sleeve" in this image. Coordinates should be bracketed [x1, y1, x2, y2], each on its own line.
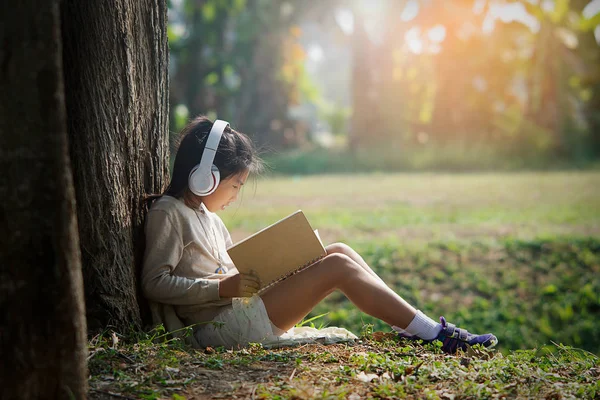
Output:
[216, 215, 234, 248]
[142, 210, 221, 305]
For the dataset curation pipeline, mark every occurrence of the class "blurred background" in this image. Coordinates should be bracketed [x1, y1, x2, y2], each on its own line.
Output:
[168, 0, 600, 171]
[167, 0, 600, 354]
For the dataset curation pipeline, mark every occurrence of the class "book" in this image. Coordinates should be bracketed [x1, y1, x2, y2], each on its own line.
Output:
[226, 210, 326, 291]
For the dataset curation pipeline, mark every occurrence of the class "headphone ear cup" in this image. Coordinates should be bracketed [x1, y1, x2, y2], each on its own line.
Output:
[188, 164, 220, 196]
[207, 165, 220, 195]
[188, 164, 208, 196]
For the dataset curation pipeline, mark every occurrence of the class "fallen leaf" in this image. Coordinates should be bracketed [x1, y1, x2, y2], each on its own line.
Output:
[111, 331, 119, 349]
[405, 361, 424, 375]
[356, 371, 378, 383]
[380, 372, 392, 380]
[437, 389, 456, 400]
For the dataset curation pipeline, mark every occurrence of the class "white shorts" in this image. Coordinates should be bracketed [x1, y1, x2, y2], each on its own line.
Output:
[194, 295, 285, 348]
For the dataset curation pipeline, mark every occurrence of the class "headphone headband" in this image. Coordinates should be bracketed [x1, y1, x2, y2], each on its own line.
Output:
[197, 119, 229, 176]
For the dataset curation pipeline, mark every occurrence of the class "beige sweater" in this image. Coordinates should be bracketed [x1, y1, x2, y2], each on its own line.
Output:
[142, 195, 238, 341]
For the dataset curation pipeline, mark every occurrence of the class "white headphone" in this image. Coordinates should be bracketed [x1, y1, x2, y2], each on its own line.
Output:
[188, 119, 229, 196]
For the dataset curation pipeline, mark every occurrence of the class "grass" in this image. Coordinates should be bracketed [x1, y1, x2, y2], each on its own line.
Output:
[88, 329, 600, 399]
[89, 171, 600, 399]
[220, 172, 600, 354]
[225, 172, 600, 243]
[310, 237, 600, 354]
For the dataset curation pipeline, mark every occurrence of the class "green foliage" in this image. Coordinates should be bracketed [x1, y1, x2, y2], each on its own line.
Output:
[579, 10, 600, 31]
[264, 142, 597, 174]
[172, 104, 189, 133]
[166, 0, 600, 162]
[349, 0, 600, 163]
[309, 237, 600, 354]
[168, 0, 316, 148]
[314, 99, 351, 136]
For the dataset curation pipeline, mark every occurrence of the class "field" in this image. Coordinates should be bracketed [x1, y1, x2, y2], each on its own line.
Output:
[222, 172, 599, 244]
[220, 172, 600, 354]
[89, 172, 600, 399]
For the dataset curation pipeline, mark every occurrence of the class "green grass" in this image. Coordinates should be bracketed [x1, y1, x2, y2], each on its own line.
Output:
[264, 146, 600, 175]
[88, 329, 600, 399]
[225, 172, 600, 243]
[220, 172, 600, 354]
[311, 238, 600, 354]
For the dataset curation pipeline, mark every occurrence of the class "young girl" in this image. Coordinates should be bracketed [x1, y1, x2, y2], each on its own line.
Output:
[142, 116, 497, 354]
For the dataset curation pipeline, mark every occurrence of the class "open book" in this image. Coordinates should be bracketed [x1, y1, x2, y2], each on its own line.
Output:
[226, 210, 326, 291]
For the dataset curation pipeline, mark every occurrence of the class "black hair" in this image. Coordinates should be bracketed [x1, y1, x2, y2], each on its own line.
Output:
[165, 116, 264, 199]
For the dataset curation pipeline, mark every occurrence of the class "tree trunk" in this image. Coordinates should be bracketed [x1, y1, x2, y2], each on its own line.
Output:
[349, 12, 379, 152]
[0, 1, 87, 398]
[61, 0, 170, 332]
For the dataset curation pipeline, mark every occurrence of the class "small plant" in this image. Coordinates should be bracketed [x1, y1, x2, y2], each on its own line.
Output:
[295, 312, 329, 329]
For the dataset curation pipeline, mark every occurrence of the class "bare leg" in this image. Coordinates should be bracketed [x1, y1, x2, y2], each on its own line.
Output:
[326, 243, 388, 286]
[260, 250, 417, 331]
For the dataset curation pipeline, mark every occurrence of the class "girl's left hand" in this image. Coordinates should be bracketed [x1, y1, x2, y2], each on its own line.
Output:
[239, 270, 261, 297]
[219, 271, 261, 298]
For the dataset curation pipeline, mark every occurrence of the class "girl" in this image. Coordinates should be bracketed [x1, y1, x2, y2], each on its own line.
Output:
[142, 116, 497, 354]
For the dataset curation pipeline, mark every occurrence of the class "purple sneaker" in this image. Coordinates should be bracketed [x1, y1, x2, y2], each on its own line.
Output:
[436, 316, 498, 354]
[394, 317, 498, 355]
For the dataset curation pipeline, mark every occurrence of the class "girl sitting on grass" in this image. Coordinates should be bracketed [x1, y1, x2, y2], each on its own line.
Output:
[142, 116, 498, 354]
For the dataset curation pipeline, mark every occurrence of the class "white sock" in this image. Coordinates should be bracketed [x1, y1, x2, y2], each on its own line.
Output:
[392, 310, 442, 341]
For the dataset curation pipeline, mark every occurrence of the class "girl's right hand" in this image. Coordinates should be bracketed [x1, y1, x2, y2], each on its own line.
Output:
[218, 270, 262, 298]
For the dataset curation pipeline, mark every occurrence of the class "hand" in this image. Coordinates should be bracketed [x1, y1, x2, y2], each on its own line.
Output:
[239, 270, 262, 297]
[218, 271, 262, 298]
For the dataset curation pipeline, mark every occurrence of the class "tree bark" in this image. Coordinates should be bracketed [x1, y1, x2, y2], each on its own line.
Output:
[61, 0, 170, 332]
[0, 1, 87, 398]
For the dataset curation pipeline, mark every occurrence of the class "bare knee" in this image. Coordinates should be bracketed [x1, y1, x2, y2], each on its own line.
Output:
[319, 252, 362, 286]
[326, 242, 354, 256]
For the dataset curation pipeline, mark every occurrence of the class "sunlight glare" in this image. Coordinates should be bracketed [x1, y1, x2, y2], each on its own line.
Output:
[482, 13, 495, 34]
[400, 0, 419, 22]
[171, 23, 186, 38]
[175, 104, 189, 120]
[555, 28, 578, 49]
[335, 8, 354, 35]
[428, 25, 447, 42]
[405, 27, 423, 54]
[583, 0, 600, 19]
[486, 2, 541, 33]
[541, 0, 555, 13]
[307, 44, 324, 63]
[473, 0, 486, 14]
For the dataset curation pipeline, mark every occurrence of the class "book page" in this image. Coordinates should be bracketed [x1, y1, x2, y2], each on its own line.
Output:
[314, 229, 323, 245]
